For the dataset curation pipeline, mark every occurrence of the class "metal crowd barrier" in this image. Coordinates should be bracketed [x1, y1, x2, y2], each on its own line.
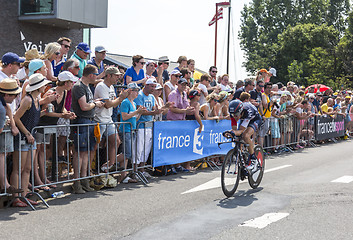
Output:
[0, 129, 12, 198]
[262, 114, 337, 152]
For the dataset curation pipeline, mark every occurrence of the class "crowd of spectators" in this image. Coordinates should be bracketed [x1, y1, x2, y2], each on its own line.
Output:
[0, 37, 352, 207]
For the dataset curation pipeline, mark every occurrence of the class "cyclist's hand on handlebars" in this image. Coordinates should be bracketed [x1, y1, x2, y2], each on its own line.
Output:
[223, 130, 236, 139]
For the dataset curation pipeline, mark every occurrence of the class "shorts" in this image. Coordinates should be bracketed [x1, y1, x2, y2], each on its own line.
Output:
[0, 128, 14, 153]
[14, 135, 37, 152]
[259, 118, 270, 137]
[72, 118, 96, 152]
[270, 119, 280, 139]
[119, 131, 135, 161]
[57, 118, 70, 137]
[98, 122, 118, 141]
[239, 116, 262, 132]
[35, 132, 52, 144]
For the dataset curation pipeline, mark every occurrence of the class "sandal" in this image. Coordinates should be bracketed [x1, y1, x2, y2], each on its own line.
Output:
[46, 180, 57, 189]
[122, 176, 137, 184]
[26, 198, 38, 206]
[1, 185, 23, 194]
[38, 186, 51, 192]
[12, 199, 28, 207]
[101, 163, 115, 172]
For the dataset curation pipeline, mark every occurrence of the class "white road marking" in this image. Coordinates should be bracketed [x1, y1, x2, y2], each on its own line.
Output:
[265, 165, 292, 173]
[331, 176, 353, 183]
[239, 212, 290, 229]
[181, 165, 292, 194]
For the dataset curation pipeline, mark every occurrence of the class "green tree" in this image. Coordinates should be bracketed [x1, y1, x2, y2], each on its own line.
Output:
[239, 0, 350, 79]
[287, 60, 303, 84]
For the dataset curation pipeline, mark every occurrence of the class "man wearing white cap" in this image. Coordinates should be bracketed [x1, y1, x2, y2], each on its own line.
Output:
[164, 69, 181, 102]
[93, 67, 129, 173]
[134, 77, 162, 179]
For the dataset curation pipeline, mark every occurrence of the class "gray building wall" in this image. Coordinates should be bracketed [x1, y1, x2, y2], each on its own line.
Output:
[0, 1, 83, 58]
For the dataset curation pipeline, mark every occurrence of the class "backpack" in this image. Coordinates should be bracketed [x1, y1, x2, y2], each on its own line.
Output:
[153, 165, 173, 176]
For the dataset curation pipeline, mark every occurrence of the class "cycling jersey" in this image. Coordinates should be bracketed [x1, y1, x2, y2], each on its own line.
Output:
[231, 102, 262, 131]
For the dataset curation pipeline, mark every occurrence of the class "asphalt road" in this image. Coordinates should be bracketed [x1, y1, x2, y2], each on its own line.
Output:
[1, 140, 353, 240]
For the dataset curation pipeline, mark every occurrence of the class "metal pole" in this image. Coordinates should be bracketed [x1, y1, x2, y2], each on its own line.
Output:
[214, 4, 218, 67]
[226, 0, 231, 74]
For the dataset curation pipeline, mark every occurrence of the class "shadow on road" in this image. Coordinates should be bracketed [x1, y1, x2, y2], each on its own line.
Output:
[217, 187, 263, 209]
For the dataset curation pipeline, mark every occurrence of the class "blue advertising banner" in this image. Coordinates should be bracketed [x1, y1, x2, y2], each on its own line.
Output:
[153, 120, 234, 167]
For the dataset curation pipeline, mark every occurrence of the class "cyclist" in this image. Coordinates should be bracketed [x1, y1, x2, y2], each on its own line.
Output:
[224, 92, 262, 173]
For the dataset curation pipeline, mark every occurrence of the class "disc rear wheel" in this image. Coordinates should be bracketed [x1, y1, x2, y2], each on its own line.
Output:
[248, 145, 265, 189]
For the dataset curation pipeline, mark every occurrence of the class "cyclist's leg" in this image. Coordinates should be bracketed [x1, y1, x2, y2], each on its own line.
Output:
[243, 127, 255, 154]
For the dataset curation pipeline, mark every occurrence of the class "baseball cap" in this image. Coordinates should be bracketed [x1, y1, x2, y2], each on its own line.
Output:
[170, 69, 181, 76]
[105, 67, 123, 75]
[76, 42, 91, 53]
[58, 71, 78, 82]
[127, 82, 140, 90]
[188, 89, 200, 99]
[155, 83, 163, 90]
[145, 77, 157, 85]
[95, 46, 107, 53]
[146, 60, 157, 67]
[259, 69, 269, 74]
[1, 52, 25, 65]
[178, 78, 188, 84]
[28, 59, 45, 77]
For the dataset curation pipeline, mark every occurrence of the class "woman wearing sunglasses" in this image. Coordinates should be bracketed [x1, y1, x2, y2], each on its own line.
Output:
[43, 42, 62, 82]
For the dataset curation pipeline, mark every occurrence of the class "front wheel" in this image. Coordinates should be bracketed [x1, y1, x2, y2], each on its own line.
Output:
[248, 145, 265, 189]
[221, 149, 240, 197]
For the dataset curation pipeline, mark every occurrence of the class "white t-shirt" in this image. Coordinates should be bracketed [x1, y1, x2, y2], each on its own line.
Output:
[198, 83, 208, 105]
[94, 81, 116, 123]
[220, 83, 231, 91]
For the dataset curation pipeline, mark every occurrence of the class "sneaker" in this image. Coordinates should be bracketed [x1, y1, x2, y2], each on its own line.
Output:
[176, 166, 190, 172]
[122, 176, 137, 184]
[142, 171, 154, 179]
[246, 158, 258, 173]
[170, 167, 177, 174]
[295, 144, 304, 149]
[58, 156, 69, 164]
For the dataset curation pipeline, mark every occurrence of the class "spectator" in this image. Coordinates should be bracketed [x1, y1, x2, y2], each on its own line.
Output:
[34, 71, 77, 190]
[233, 78, 255, 100]
[53, 37, 71, 77]
[235, 80, 244, 90]
[93, 67, 129, 178]
[11, 73, 51, 207]
[18, 49, 42, 84]
[180, 67, 193, 88]
[208, 66, 218, 92]
[153, 56, 169, 84]
[87, 46, 107, 80]
[21, 59, 48, 99]
[124, 55, 147, 86]
[200, 92, 220, 120]
[250, 79, 264, 115]
[145, 60, 157, 79]
[321, 98, 335, 116]
[187, 59, 202, 82]
[229, 81, 234, 89]
[218, 91, 230, 119]
[0, 78, 22, 195]
[71, 64, 104, 194]
[167, 78, 195, 121]
[43, 42, 61, 82]
[119, 83, 146, 183]
[258, 82, 273, 147]
[135, 77, 162, 178]
[70, 42, 91, 78]
[0, 52, 24, 81]
[186, 89, 203, 133]
[174, 56, 187, 71]
[153, 83, 170, 121]
[270, 95, 283, 153]
[164, 69, 180, 102]
[197, 73, 210, 105]
[294, 100, 314, 148]
[219, 74, 232, 91]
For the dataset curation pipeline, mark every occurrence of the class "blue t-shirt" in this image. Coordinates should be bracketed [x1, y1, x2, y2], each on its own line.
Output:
[51, 57, 66, 77]
[87, 57, 104, 74]
[134, 91, 155, 128]
[119, 99, 137, 133]
[123, 66, 145, 86]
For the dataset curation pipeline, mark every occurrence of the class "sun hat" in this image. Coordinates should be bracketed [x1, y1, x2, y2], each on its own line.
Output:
[0, 78, 22, 95]
[58, 71, 78, 82]
[28, 59, 45, 77]
[158, 56, 169, 62]
[25, 49, 41, 62]
[26, 73, 51, 92]
[127, 82, 140, 90]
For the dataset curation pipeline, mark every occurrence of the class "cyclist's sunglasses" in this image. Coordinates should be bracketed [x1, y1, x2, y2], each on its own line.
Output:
[231, 111, 242, 118]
